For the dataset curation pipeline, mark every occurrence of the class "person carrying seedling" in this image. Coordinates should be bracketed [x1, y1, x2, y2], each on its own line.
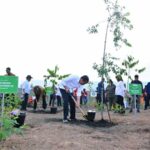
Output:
[59, 75, 89, 123]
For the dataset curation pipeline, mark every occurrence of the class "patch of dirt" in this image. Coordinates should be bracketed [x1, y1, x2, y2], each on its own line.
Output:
[0, 106, 150, 150]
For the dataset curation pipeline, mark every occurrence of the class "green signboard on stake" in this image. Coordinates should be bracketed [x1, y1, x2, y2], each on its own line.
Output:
[129, 84, 142, 95]
[0, 76, 18, 93]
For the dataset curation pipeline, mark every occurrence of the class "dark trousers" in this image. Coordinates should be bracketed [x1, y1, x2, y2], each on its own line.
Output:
[116, 95, 125, 109]
[144, 94, 150, 109]
[33, 94, 47, 110]
[80, 96, 82, 105]
[49, 93, 56, 106]
[107, 95, 116, 110]
[60, 89, 75, 120]
[21, 93, 29, 110]
[96, 93, 105, 104]
[81, 96, 88, 105]
[56, 95, 62, 106]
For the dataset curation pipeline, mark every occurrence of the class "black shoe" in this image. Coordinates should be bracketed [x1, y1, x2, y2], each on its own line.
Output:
[137, 110, 140, 113]
[129, 109, 132, 113]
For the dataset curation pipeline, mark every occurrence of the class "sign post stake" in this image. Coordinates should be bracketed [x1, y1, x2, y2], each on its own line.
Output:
[134, 94, 136, 115]
[1, 94, 5, 118]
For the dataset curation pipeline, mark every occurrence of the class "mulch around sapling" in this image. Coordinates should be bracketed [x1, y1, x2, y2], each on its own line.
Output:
[68, 119, 117, 128]
[44, 117, 117, 128]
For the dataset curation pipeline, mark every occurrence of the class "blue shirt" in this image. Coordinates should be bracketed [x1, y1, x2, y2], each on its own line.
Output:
[97, 81, 104, 94]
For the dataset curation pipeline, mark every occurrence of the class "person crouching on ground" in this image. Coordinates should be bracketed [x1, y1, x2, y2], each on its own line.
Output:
[59, 75, 89, 123]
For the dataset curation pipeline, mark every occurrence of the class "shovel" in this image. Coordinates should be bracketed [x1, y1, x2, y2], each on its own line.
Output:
[69, 94, 89, 120]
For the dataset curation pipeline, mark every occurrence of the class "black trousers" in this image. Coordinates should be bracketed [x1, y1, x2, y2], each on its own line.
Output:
[57, 95, 62, 106]
[116, 95, 125, 109]
[21, 93, 29, 110]
[144, 94, 150, 109]
[33, 94, 47, 110]
[49, 93, 56, 106]
[96, 93, 106, 104]
[59, 89, 75, 120]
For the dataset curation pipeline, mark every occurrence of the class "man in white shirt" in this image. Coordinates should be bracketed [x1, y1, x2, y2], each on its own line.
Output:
[21, 75, 33, 111]
[59, 75, 89, 123]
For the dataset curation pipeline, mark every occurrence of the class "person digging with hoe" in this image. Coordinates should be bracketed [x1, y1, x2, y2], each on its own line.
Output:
[59, 75, 89, 123]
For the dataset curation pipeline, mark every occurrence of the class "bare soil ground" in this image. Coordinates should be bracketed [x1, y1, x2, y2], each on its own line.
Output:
[0, 106, 150, 150]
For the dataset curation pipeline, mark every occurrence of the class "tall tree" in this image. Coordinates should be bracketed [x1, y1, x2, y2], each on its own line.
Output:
[93, 53, 120, 80]
[87, 0, 133, 120]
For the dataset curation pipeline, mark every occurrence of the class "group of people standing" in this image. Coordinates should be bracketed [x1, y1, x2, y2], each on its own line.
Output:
[96, 74, 148, 114]
[4, 67, 150, 123]
[4, 68, 90, 123]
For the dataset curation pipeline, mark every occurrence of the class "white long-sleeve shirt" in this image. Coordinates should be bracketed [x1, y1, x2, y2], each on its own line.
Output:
[59, 75, 83, 96]
[115, 81, 125, 97]
[22, 80, 32, 94]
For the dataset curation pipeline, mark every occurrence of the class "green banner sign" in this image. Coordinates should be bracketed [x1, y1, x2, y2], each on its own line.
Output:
[0, 76, 18, 93]
[129, 84, 142, 95]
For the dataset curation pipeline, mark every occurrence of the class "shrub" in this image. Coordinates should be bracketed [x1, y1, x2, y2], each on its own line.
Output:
[0, 94, 23, 141]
